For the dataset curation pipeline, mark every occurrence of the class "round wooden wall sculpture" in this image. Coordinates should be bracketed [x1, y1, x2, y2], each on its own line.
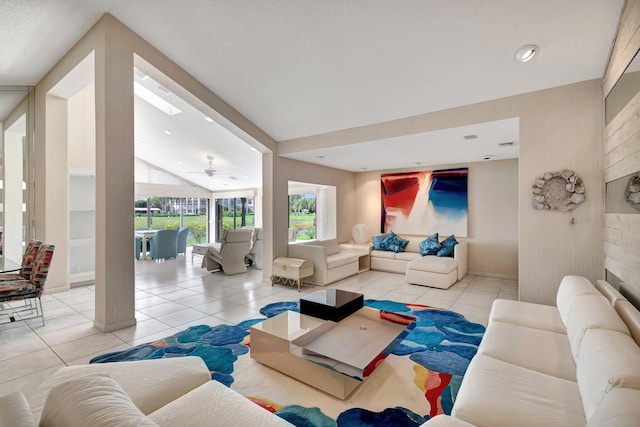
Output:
[532, 170, 585, 211]
[626, 174, 640, 211]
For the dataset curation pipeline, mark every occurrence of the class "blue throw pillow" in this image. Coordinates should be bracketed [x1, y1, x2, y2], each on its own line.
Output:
[419, 233, 441, 256]
[371, 234, 386, 250]
[437, 235, 458, 257]
[379, 231, 409, 253]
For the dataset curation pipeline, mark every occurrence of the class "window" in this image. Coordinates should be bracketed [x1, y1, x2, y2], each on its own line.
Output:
[134, 196, 209, 245]
[214, 197, 255, 242]
[288, 194, 316, 240]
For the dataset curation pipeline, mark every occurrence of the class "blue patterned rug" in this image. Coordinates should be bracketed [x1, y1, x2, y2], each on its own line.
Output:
[91, 299, 484, 426]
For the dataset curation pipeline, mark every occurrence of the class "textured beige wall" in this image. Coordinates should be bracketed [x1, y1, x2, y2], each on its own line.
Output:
[354, 159, 518, 280]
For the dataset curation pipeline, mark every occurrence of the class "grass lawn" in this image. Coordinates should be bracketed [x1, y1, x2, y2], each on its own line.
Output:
[289, 213, 316, 240]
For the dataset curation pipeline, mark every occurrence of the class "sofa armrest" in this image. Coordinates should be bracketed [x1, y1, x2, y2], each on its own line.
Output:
[288, 243, 327, 283]
[31, 357, 211, 420]
[148, 381, 293, 426]
[420, 415, 476, 427]
[454, 241, 468, 281]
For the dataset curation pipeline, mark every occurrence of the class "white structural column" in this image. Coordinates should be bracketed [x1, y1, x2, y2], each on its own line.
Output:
[93, 19, 136, 331]
[3, 119, 24, 261]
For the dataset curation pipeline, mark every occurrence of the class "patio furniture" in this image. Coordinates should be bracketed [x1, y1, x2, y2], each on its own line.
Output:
[0, 240, 43, 281]
[245, 227, 264, 269]
[0, 243, 55, 326]
[149, 229, 178, 260]
[202, 229, 252, 275]
[176, 226, 189, 256]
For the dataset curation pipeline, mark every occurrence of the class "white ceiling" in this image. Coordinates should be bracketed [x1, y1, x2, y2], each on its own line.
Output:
[0, 1, 625, 187]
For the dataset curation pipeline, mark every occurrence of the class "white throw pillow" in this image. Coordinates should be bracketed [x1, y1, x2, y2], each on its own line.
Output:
[39, 374, 158, 427]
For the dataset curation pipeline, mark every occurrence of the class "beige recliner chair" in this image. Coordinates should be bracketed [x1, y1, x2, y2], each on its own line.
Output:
[202, 229, 253, 275]
[245, 227, 264, 269]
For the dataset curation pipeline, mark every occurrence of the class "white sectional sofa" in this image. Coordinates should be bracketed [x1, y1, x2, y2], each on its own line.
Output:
[370, 235, 467, 289]
[422, 275, 640, 427]
[288, 238, 360, 285]
[1, 357, 291, 427]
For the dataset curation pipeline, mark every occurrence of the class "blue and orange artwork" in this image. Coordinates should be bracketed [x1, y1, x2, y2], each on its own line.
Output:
[381, 168, 468, 236]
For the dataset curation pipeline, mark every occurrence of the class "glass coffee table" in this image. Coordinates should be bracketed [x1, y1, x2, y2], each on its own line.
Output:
[250, 289, 414, 399]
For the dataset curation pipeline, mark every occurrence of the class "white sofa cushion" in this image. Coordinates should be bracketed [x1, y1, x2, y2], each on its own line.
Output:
[326, 252, 359, 269]
[407, 257, 457, 274]
[452, 354, 585, 427]
[323, 239, 340, 255]
[566, 294, 630, 359]
[395, 251, 422, 262]
[489, 299, 566, 334]
[576, 329, 640, 419]
[31, 357, 211, 420]
[556, 275, 601, 325]
[370, 249, 396, 259]
[40, 375, 158, 427]
[149, 380, 292, 426]
[0, 392, 36, 427]
[479, 320, 576, 381]
[586, 387, 640, 427]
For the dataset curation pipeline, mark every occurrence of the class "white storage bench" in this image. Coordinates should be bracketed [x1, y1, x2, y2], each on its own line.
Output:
[271, 257, 314, 291]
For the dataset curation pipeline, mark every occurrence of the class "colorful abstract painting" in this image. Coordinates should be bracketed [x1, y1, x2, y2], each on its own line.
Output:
[381, 168, 468, 237]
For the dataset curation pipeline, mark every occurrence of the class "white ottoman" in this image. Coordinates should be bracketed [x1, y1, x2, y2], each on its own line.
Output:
[406, 256, 458, 289]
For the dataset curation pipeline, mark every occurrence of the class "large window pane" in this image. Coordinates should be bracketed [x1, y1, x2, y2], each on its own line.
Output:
[214, 197, 255, 242]
[135, 196, 209, 245]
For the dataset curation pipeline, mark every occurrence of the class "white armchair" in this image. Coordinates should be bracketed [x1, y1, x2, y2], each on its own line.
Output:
[245, 227, 264, 269]
[202, 229, 253, 275]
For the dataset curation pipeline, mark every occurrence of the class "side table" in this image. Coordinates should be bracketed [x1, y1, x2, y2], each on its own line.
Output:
[339, 243, 373, 274]
[191, 243, 219, 263]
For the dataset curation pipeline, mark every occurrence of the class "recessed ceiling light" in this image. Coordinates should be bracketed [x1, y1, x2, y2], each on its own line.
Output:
[316, 155, 325, 159]
[413, 162, 422, 166]
[177, 161, 182, 165]
[204, 116, 214, 123]
[463, 134, 477, 140]
[483, 155, 492, 160]
[163, 130, 172, 135]
[249, 147, 258, 152]
[360, 167, 368, 171]
[515, 44, 538, 63]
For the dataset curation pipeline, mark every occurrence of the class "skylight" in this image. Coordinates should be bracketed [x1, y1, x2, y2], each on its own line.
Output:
[134, 81, 182, 116]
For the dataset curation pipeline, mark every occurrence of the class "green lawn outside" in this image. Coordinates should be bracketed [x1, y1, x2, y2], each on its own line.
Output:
[289, 213, 316, 240]
[135, 214, 257, 245]
[135, 215, 207, 245]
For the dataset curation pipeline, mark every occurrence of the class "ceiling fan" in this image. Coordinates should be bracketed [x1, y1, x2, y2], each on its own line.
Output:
[187, 155, 233, 178]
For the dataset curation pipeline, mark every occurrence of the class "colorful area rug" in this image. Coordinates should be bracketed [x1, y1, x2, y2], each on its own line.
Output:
[91, 300, 484, 426]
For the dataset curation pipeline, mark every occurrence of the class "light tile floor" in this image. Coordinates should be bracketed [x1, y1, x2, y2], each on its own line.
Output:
[0, 250, 518, 403]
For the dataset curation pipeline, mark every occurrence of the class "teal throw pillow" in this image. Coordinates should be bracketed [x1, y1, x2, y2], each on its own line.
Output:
[379, 231, 409, 253]
[437, 235, 458, 257]
[419, 233, 441, 256]
[372, 234, 386, 250]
